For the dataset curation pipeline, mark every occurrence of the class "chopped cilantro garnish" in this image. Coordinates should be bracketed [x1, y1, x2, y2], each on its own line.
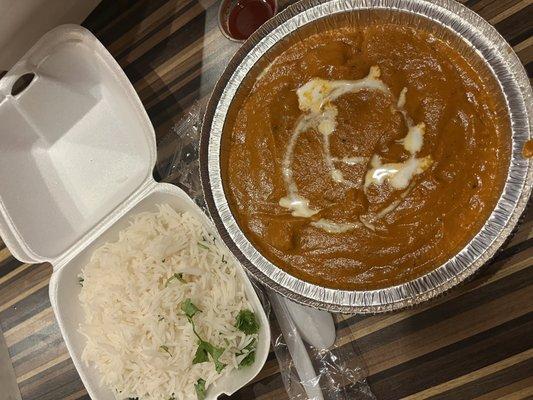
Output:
[211, 345, 226, 373]
[193, 341, 210, 364]
[181, 298, 201, 319]
[78, 276, 84, 286]
[221, 255, 227, 264]
[239, 350, 256, 368]
[195, 378, 206, 400]
[159, 345, 172, 357]
[237, 338, 257, 369]
[235, 310, 260, 334]
[158, 315, 164, 322]
[184, 299, 226, 373]
[192, 338, 226, 372]
[165, 273, 186, 287]
[214, 358, 225, 373]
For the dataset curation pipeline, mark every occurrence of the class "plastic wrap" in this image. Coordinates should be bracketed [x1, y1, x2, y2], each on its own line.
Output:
[160, 104, 375, 399]
[158, 100, 206, 208]
[273, 337, 376, 400]
[269, 294, 375, 400]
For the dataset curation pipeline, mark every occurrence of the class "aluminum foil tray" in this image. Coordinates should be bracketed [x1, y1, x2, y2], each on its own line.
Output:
[200, 0, 532, 313]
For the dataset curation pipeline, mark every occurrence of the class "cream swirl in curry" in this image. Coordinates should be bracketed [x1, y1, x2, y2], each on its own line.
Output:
[222, 24, 510, 290]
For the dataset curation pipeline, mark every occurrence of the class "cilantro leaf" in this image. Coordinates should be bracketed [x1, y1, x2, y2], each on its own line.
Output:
[159, 345, 172, 357]
[193, 341, 226, 373]
[184, 301, 226, 373]
[181, 299, 201, 318]
[237, 338, 257, 369]
[214, 358, 226, 373]
[78, 276, 84, 286]
[235, 310, 260, 334]
[193, 341, 211, 364]
[210, 345, 226, 373]
[195, 378, 206, 400]
[165, 273, 186, 287]
[239, 350, 256, 368]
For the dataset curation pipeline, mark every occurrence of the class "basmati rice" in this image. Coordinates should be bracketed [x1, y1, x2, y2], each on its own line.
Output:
[79, 204, 257, 400]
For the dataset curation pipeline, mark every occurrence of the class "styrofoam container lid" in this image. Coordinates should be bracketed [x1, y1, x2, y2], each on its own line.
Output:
[0, 24, 156, 266]
[0, 25, 270, 400]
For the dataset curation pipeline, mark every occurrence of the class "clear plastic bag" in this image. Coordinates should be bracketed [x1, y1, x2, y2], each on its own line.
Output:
[157, 99, 206, 208]
[268, 293, 375, 400]
[159, 102, 376, 400]
[272, 332, 376, 400]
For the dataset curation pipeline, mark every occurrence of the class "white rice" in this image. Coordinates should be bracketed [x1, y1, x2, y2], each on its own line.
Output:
[79, 204, 256, 400]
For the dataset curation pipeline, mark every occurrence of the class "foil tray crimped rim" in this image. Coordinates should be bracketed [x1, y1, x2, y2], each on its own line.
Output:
[200, 0, 532, 313]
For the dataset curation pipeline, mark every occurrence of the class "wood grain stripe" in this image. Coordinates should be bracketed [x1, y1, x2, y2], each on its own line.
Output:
[0, 247, 12, 263]
[0, 263, 51, 299]
[86, 0, 170, 46]
[4, 308, 55, 348]
[0, 285, 51, 333]
[0, 328, 22, 400]
[119, 0, 218, 67]
[362, 313, 533, 399]
[514, 36, 533, 67]
[428, 358, 533, 400]
[12, 328, 66, 380]
[362, 287, 531, 375]
[106, 0, 194, 55]
[488, 0, 531, 25]
[19, 358, 85, 400]
[0, 264, 31, 286]
[493, 3, 533, 46]
[62, 388, 88, 400]
[470, 0, 523, 21]
[10, 329, 63, 367]
[0, 258, 23, 282]
[403, 349, 533, 399]
[500, 386, 533, 400]
[0, 280, 49, 313]
[336, 244, 532, 343]
[16, 352, 70, 384]
[473, 376, 533, 400]
[134, 26, 233, 97]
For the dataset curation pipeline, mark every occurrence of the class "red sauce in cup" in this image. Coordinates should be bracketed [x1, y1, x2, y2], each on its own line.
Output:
[225, 0, 276, 41]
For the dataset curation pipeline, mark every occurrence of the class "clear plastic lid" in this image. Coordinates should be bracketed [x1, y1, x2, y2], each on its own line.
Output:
[0, 25, 156, 264]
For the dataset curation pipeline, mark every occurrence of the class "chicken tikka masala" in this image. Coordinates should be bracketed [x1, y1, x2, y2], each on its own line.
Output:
[222, 24, 510, 290]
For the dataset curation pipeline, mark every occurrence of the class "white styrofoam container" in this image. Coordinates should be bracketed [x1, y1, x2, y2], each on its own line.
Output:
[0, 24, 270, 400]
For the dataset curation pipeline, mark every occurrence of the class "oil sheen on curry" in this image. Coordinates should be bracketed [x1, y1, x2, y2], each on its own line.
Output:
[223, 24, 510, 290]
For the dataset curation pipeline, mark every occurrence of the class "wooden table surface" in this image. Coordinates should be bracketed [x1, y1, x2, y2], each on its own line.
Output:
[0, 0, 532, 399]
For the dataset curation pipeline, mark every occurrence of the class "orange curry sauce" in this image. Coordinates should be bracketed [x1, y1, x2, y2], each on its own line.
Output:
[222, 25, 510, 290]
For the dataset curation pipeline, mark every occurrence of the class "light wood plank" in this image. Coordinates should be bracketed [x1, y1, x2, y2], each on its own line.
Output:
[403, 349, 533, 399]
